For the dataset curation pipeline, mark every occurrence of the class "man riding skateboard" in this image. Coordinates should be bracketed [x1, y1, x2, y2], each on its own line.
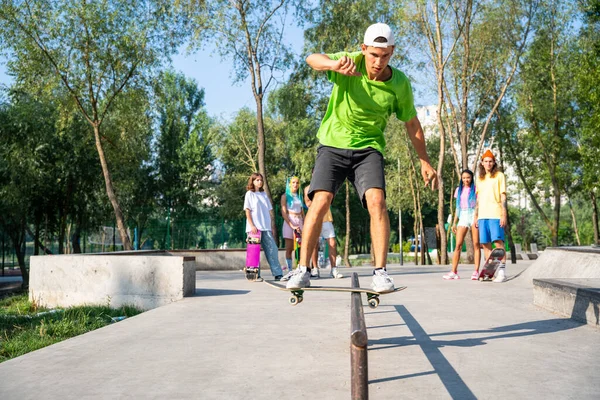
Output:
[285, 23, 437, 292]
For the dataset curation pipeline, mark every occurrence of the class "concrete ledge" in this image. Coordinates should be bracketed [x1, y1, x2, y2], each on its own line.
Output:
[171, 249, 287, 271]
[518, 247, 600, 286]
[29, 253, 196, 310]
[533, 278, 600, 328]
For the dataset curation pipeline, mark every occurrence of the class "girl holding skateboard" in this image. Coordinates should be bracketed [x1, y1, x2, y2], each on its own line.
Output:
[280, 176, 306, 274]
[243, 173, 283, 281]
[443, 169, 481, 280]
[475, 149, 508, 282]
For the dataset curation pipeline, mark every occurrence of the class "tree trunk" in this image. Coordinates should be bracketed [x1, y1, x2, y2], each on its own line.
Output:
[505, 208, 517, 264]
[34, 219, 40, 256]
[434, 4, 448, 265]
[436, 224, 441, 264]
[254, 99, 278, 242]
[344, 180, 352, 267]
[567, 196, 581, 245]
[72, 224, 82, 254]
[15, 242, 28, 289]
[58, 208, 66, 255]
[552, 190, 560, 247]
[465, 232, 474, 263]
[25, 227, 53, 255]
[93, 124, 132, 250]
[591, 190, 599, 246]
[11, 222, 29, 289]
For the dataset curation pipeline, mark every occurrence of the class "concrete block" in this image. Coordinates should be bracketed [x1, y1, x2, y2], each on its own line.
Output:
[533, 278, 600, 328]
[172, 249, 287, 271]
[29, 254, 196, 310]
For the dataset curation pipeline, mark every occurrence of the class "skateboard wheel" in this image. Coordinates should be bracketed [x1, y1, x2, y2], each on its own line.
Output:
[298, 297, 303, 304]
[368, 298, 380, 309]
[289, 295, 299, 306]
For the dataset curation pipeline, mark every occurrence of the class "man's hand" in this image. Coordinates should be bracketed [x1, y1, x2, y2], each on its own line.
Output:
[420, 160, 438, 190]
[333, 56, 361, 77]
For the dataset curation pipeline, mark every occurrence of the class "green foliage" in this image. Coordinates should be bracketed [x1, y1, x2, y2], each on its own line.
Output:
[509, 188, 597, 248]
[0, 293, 142, 363]
[573, 0, 600, 193]
[0, 0, 189, 119]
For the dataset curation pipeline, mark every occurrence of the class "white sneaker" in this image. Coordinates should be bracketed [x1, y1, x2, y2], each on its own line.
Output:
[280, 269, 295, 282]
[443, 271, 460, 280]
[286, 267, 311, 289]
[310, 268, 320, 279]
[330, 267, 343, 279]
[371, 268, 395, 292]
[493, 266, 506, 283]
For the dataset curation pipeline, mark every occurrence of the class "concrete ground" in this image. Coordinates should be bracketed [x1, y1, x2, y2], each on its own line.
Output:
[1, 261, 599, 399]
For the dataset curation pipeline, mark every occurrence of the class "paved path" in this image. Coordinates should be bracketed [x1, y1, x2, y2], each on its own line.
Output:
[1, 262, 599, 399]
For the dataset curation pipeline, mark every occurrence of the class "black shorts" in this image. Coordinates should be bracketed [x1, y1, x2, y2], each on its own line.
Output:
[308, 145, 386, 209]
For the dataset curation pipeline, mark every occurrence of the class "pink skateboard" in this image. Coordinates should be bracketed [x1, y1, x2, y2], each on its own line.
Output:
[245, 231, 262, 281]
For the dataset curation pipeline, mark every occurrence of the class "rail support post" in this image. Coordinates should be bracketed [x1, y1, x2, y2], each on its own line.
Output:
[351, 272, 368, 399]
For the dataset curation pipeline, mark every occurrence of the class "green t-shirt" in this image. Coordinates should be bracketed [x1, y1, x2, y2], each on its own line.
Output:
[318, 51, 417, 154]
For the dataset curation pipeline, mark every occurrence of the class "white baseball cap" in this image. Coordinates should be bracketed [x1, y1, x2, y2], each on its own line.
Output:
[363, 23, 395, 48]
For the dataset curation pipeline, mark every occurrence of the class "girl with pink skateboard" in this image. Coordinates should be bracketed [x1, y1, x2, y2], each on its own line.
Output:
[243, 173, 283, 281]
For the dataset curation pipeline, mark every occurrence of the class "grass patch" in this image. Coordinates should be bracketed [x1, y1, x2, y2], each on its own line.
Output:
[0, 293, 143, 363]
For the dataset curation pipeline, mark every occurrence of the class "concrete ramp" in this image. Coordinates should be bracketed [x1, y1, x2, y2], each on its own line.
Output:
[511, 247, 600, 328]
[514, 247, 600, 286]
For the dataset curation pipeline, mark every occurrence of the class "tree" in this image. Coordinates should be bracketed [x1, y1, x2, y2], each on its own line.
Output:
[506, 1, 579, 246]
[400, 0, 536, 262]
[0, 0, 190, 249]
[153, 71, 215, 249]
[198, 0, 298, 237]
[573, 0, 600, 245]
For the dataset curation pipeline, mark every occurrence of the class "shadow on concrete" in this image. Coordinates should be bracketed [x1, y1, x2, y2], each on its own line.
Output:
[194, 288, 250, 297]
[367, 305, 584, 399]
[504, 268, 530, 282]
[369, 370, 436, 384]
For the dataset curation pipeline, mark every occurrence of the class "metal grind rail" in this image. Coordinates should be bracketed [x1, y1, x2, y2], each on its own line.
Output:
[350, 272, 369, 400]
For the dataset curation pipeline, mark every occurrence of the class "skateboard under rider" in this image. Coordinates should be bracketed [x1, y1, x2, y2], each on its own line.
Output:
[264, 280, 407, 309]
[244, 231, 263, 282]
[478, 248, 506, 281]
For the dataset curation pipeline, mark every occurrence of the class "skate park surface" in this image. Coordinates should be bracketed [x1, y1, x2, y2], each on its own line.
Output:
[1, 258, 599, 399]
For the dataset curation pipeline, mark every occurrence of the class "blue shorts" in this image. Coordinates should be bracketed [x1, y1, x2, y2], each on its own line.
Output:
[478, 219, 505, 244]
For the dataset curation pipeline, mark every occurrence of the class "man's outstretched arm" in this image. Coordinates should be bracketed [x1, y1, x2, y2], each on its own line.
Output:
[405, 116, 437, 189]
[306, 54, 361, 76]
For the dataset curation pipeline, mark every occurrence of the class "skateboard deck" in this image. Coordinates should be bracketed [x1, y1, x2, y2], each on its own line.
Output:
[479, 248, 506, 281]
[245, 231, 262, 281]
[264, 280, 407, 308]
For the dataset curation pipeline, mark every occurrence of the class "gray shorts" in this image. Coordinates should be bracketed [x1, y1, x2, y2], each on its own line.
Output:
[308, 145, 386, 209]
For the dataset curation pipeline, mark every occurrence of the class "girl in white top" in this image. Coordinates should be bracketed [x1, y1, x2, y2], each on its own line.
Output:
[280, 176, 305, 272]
[243, 173, 283, 280]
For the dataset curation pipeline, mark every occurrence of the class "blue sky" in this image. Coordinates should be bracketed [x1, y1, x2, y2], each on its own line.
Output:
[172, 23, 306, 120]
[0, 24, 306, 121]
[0, 23, 435, 119]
